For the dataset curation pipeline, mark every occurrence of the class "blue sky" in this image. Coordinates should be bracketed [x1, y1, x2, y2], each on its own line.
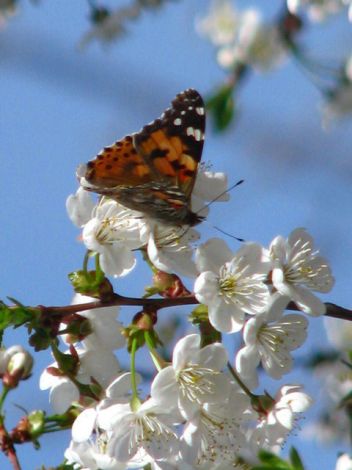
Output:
[1, 1, 352, 468]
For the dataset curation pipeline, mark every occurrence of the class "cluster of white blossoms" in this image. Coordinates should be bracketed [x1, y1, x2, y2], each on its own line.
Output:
[67, 169, 229, 278]
[52, 168, 337, 468]
[60, 332, 313, 469]
[196, 0, 287, 72]
[287, 0, 352, 22]
[322, 54, 352, 127]
[80, 0, 175, 48]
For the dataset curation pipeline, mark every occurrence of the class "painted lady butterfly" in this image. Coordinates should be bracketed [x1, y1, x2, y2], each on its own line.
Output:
[79, 89, 206, 227]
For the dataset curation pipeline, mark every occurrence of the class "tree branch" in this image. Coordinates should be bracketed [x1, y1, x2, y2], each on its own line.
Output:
[34, 295, 352, 321]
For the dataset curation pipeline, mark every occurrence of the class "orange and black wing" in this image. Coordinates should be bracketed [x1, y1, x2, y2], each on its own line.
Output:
[84, 135, 152, 188]
[133, 89, 205, 199]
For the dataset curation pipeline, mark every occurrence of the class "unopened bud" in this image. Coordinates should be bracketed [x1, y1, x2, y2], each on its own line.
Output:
[1, 346, 33, 388]
[153, 271, 175, 290]
[7, 350, 33, 378]
[153, 271, 190, 298]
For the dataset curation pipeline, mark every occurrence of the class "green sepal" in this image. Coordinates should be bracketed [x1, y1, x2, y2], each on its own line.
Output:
[28, 410, 45, 438]
[206, 84, 235, 132]
[68, 270, 114, 301]
[124, 326, 146, 353]
[144, 286, 162, 298]
[189, 305, 221, 347]
[62, 317, 92, 340]
[189, 304, 209, 323]
[51, 343, 79, 376]
[28, 328, 53, 352]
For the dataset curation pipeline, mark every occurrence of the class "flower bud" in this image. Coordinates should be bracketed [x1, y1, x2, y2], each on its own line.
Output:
[4, 349, 33, 388]
[8, 350, 33, 378]
[153, 271, 190, 298]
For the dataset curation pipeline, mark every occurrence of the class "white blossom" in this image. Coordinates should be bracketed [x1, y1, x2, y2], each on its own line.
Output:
[197, 1, 286, 72]
[39, 348, 121, 413]
[151, 334, 230, 420]
[180, 383, 252, 467]
[196, 0, 238, 46]
[79, 5, 139, 48]
[66, 187, 96, 227]
[97, 398, 179, 465]
[236, 293, 308, 389]
[287, 0, 350, 21]
[71, 373, 140, 443]
[141, 223, 199, 278]
[249, 385, 312, 454]
[195, 238, 270, 333]
[65, 438, 123, 470]
[269, 228, 334, 316]
[65, 294, 125, 351]
[324, 316, 352, 350]
[193, 170, 230, 204]
[82, 199, 144, 277]
[336, 453, 352, 470]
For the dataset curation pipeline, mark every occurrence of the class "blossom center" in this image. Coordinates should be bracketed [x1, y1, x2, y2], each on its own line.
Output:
[177, 365, 219, 403]
[218, 269, 238, 299]
[129, 413, 176, 452]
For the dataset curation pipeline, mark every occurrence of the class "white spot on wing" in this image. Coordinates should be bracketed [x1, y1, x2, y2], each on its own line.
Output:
[196, 107, 204, 115]
[174, 118, 182, 126]
[187, 127, 194, 136]
[194, 129, 203, 141]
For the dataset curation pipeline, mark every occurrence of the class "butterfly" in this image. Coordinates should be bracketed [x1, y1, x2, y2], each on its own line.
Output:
[79, 89, 206, 227]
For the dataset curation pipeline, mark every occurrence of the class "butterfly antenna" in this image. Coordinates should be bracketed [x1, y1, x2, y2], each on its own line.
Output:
[197, 179, 244, 214]
[197, 179, 245, 243]
[212, 225, 245, 242]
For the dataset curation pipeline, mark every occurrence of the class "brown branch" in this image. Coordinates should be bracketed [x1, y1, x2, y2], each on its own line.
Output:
[35, 294, 352, 321]
[37, 293, 199, 317]
[0, 422, 21, 470]
[287, 301, 352, 320]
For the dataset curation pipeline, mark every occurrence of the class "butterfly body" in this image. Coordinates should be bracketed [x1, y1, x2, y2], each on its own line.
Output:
[81, 89, 205, 227]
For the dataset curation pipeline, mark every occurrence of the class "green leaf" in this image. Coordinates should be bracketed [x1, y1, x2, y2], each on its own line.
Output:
[0, 302, 12, 331]
[0, 299, 37, 330]
[257, 450, 292, 469]
[252, 466, 292, 470]
[304, 350, 339, 368]
[290, 447, 305, 470]
[206, 85, 235, 132]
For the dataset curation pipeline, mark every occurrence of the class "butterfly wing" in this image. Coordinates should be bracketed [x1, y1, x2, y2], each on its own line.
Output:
[133, 89, 205, 199]
[84, 135, 153, 188]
